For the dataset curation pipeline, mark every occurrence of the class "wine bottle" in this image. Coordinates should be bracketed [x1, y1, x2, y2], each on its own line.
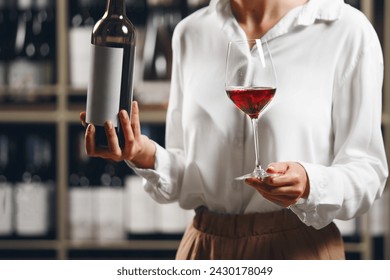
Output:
[125, 0, 147, 26]
[15, 131, 53, 237]
[69, 0, 96, 88]
[86, 0, 136, 148]
[0, 134, 13, 237]
[345, 0, 360, 9]
[69, 129, 93, 240]
[8, 0, 41, 102]
[0, 1, 7, 87]
[71, 0, 95, 28]
[33, 0, 56, 85]
[0, 125, 19, 182]
[143, 0, 180, 81]
[69, 128, 91, 186]
[0, 1, 18, 98]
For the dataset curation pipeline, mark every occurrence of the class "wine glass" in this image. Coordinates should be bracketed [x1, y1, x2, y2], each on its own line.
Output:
[225, 39, 277, 180]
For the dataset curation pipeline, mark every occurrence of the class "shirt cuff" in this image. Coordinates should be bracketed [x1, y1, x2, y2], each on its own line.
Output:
[288, 162, 326, 228]
[124, 142, 173, 192]
[124, 141, 161, 185]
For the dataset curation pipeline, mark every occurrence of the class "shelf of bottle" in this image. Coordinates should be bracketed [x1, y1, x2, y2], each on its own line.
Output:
[0, 110, 59, 123]
[343, 242, 369, 254]
[0, 240, 59, 250]
[0, 109, 166, 124]
[0, 86, 167, 123]
[0, 239, 180, 251]
[0, 85, 58, 95]
[66, 104, 168, 124]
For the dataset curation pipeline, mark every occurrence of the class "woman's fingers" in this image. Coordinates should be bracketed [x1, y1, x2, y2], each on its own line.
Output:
[80, 112, 87, 127]
[245, 162, 309, 206]
[246, 178, 298, 197]
[130, 101, 142, 140]
[83, 104, 145, 162]
[85, 120, 123, 161]
[255, 185, 300, 208]
[119, 103, 140, 158]
[85, 123, 96, 156]
[266, 162, 288, 175]
[104, 121, 122, 160]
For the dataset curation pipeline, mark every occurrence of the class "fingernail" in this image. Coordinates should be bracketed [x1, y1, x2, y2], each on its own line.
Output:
[267, 165, 275, 172]
[105, 121, 113, 130]
[87, 124, 95, 132]
[120, 110, 127, 119]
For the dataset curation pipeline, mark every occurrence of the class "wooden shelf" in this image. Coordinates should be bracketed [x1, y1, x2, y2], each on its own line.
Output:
[0, 110, 58, 123]
[66, 104, 167, 124]
[0, 0, 171, 260]
[0, 107, 166, 124]
[0, 240, 59, 250]
[0, 85, 58, 96]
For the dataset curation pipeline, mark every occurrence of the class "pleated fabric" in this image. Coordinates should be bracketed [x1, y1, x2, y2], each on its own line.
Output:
[176, 207, 345, 260]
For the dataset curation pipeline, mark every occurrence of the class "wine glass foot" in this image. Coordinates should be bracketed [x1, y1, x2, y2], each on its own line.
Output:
[234, 169, 271, 181]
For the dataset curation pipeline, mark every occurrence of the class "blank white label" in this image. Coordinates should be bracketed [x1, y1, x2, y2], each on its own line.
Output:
[0, 183, 13, 235]
[86, 45, 124, 127]
[69, 27, 91, 87]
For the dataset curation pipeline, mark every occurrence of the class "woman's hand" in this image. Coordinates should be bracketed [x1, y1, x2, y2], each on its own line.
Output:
[80, 101, 156, 169]
[245, 162, 310, 208]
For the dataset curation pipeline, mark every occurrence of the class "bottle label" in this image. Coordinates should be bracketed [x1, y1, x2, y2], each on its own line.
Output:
[69, 27, 92, 87]
[8, 59, 49, 87]
[0, 183, 13, 235]
[86, 45, 124, 127]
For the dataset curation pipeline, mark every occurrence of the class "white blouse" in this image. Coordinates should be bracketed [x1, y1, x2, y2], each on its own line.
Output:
[129, 0, 388, 229]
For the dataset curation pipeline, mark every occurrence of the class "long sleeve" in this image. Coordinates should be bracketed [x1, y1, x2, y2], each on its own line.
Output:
[291, 35, 388, 229]
[126, 29, 186, 204]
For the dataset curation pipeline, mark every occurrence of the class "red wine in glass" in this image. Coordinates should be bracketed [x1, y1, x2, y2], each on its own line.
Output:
[226, 86, 276, 119]
[225, 39, 277, 180]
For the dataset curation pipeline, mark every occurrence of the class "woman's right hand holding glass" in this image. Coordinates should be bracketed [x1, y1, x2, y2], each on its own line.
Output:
[80, 101, 156, 169]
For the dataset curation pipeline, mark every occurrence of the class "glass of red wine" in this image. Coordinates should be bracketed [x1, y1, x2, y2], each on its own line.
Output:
[225, 39, 277, 180]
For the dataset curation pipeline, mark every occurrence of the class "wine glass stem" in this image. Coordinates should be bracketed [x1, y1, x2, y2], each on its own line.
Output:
[251, 117, 262, 172]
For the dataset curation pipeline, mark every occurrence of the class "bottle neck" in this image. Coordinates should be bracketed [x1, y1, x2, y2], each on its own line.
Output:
[105, 0, 126, 17]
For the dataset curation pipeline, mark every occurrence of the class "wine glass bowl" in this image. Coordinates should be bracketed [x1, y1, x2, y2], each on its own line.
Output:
[225, 39, 277, 180]
[226, 86, 276, 119]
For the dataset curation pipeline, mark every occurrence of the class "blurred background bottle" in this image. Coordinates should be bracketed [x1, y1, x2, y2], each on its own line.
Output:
[14, 127, 55, 238]
[68, 127, 93, 240]
[0, 0, 17, 102]
[0, 0, 7, 88]
[6, 0, 56, 103]
[69, 0, 99, 88]
[32, 0, 56, 85]
[0, 134, 13, 237]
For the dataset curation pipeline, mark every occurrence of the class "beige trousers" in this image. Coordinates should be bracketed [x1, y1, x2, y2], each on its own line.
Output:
[176, 207, 345, 260]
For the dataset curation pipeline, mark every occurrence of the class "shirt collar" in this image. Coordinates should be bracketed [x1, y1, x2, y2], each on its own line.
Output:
[297, 0, 344, 25]
[207, 0, 344, 41]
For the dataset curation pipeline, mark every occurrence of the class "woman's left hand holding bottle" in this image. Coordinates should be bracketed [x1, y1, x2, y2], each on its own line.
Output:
[80, 101, 156, 169]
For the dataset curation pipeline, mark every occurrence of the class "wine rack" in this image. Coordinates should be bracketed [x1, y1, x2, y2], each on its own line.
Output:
[0, 0, 389, 260]
[0, 0, 177, 260]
